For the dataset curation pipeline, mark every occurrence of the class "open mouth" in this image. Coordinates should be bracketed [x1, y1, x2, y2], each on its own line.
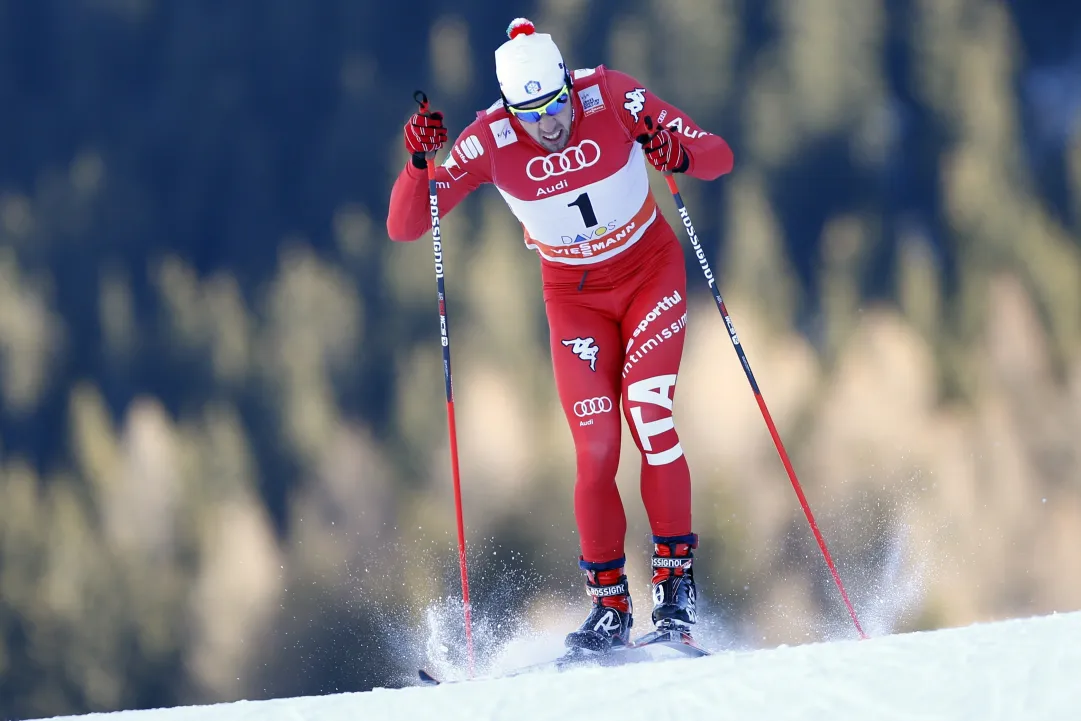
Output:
[542, 128, 563, 143]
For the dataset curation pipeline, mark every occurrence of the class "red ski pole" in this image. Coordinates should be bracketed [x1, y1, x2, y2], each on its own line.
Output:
[415, 90, 475, 673]
[662, 170, 867, 640]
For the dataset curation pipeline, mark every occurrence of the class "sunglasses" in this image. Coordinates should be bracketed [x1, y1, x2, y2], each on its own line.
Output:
[508, 86, 571, 123]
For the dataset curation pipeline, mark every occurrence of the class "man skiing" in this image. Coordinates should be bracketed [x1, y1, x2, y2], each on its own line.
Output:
[387, 18, 734, 653]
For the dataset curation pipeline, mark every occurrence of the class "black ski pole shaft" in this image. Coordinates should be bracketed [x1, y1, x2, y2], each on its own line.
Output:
[414, 90, 475, 674]
[661, 172, 867, 640]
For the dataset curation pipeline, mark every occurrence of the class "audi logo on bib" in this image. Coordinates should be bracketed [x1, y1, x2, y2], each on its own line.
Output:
[574, 396, 613, 417]
[527, 140, 602, 181]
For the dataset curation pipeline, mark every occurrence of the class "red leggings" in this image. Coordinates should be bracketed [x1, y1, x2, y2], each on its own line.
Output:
[542, 222, 692, 564]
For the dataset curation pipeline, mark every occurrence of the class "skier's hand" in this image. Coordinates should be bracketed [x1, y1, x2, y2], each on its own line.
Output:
[405, 91, 448, 167]
[636, 116, 689, 174]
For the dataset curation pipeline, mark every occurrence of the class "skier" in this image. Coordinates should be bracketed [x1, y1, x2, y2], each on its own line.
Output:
[387, 18, 734, 653]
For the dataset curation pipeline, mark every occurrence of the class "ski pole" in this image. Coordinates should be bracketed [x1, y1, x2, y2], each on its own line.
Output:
[660, 169, 867, 640]
[415, 90, 475, 673]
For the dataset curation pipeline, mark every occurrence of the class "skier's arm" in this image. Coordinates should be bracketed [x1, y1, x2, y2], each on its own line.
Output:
[605, 69, 734, 181]
[386, 124, 491, 242]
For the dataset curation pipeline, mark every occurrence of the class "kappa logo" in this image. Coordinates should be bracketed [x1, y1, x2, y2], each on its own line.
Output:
[578, 85, 605, 116]
[489, 118, 518, 148]
[624, 88, 646, 123]
[562, 336, 599, 371]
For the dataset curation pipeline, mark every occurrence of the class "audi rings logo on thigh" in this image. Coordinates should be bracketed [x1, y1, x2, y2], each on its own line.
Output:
[573, 396, 614, 417]
[526, 140, 602, 181]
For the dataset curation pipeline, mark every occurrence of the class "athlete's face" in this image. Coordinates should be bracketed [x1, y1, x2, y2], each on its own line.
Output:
[525, 100, 573, 152]
[512, 91, 574, 152]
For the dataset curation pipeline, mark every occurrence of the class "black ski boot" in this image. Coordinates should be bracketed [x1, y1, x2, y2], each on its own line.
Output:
[564, 557, 634, 653]
[650, 533, 698, 630]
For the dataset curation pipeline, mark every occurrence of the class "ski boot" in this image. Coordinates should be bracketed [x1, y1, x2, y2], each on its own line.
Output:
[650, 533, 698, 631]
[564, 557, 634, 653]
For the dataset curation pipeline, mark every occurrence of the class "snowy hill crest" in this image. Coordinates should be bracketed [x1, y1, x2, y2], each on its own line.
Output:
[27, 610, 1081, 721]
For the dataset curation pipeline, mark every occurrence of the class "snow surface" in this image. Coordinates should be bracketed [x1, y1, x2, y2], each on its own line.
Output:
[28, 610, 1081, 721]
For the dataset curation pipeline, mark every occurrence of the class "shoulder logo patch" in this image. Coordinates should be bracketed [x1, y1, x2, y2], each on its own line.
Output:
[578, 85, 605, 116]
[489, 117, 518, 148]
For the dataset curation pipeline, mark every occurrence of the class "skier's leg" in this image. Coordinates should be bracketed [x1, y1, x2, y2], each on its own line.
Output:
[618, 229, 699, 629]
[545, 294, 633, 650]
[619, 230, 692, 539]
[545, 296, 626, 565]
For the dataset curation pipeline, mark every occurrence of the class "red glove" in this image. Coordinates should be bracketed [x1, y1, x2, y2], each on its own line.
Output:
[636, 116, 689, 173]
[404, 110, 448, 156]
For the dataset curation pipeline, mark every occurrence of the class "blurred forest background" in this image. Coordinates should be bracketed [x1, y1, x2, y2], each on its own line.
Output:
[2, 0, 1081, 718]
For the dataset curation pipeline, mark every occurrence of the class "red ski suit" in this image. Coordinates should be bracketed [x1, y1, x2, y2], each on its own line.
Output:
[387, 66, 734, 564]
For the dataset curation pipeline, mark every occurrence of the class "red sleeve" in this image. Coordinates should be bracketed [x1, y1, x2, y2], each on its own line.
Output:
[386, 122, 492, 242]
[603, 68, 734, 182]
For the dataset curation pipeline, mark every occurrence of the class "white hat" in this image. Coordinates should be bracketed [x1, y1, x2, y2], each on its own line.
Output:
[495, 18, 568, 107]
